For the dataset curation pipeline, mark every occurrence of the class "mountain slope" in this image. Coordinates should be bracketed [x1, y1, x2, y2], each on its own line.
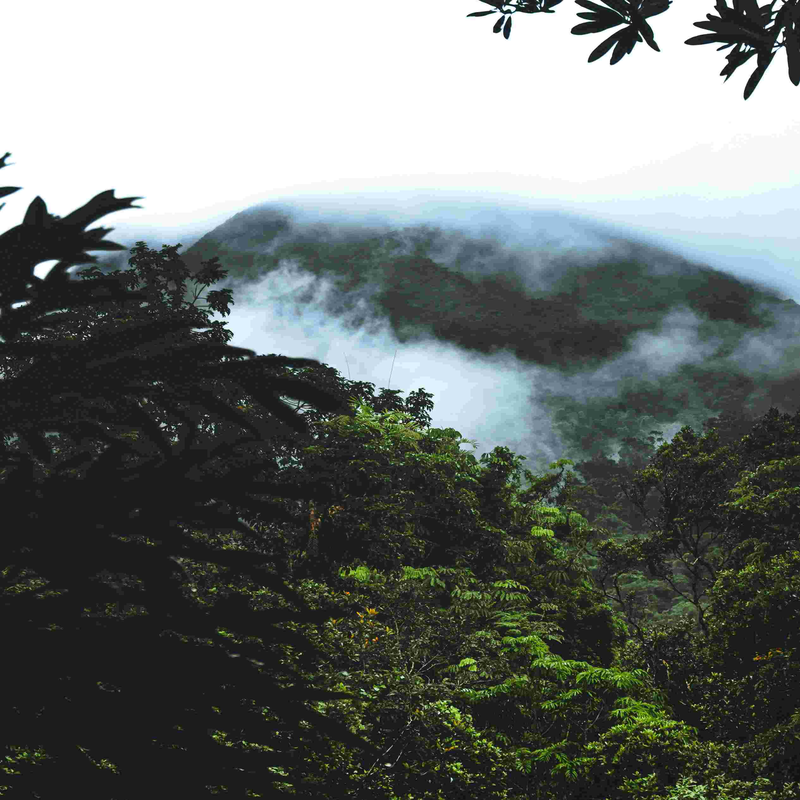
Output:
[171, 198, 800, 476]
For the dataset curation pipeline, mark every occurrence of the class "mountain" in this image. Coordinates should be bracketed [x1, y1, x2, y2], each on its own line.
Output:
[161, 198, 800, 473]
[80, 194, 800, 490]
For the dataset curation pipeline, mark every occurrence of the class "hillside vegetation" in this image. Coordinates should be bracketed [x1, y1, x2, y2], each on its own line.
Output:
[4, 237, 800, 799]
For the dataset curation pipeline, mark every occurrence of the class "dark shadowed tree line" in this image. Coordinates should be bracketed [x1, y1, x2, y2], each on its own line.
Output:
[466, 0, 800, 100]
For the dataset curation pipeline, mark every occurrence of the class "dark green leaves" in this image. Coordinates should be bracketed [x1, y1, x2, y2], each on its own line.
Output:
[573, 0, 665, 64]
[467, 0, 563, 41]
[465, 0, 800, 100]
[683, 0, 792, 100]
[0, 151, 384, 798]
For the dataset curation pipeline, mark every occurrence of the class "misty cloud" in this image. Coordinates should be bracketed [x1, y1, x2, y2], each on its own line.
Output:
[166, 195, 800, 484]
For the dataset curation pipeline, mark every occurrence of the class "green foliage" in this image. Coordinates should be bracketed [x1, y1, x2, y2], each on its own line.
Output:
[569, 706, 704, 798]
[0, 152, 383, 798]
[211, 399, 715, 798]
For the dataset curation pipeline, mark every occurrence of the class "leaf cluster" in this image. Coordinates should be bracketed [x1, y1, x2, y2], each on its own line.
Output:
[467, 0, 800, 100]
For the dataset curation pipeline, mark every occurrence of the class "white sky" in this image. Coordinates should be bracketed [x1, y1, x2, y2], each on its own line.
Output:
[5, 0, 800, 480]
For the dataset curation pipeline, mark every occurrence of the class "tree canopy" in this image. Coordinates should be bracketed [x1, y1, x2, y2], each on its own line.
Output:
[0, 151, 385, 797]
[466, 0, 800, 100]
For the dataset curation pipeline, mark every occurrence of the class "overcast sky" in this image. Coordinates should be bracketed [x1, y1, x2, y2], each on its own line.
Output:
[5, 1, 800, 479]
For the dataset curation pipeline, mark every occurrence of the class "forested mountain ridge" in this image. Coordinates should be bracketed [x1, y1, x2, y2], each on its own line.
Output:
[166, 200, 800, 475]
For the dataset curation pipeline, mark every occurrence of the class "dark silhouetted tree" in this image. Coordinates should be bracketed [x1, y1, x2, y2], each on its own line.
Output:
[0, 150, 387, 798]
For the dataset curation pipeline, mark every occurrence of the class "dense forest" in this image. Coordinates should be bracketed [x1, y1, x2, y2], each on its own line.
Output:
[4, 229, 800, 799]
